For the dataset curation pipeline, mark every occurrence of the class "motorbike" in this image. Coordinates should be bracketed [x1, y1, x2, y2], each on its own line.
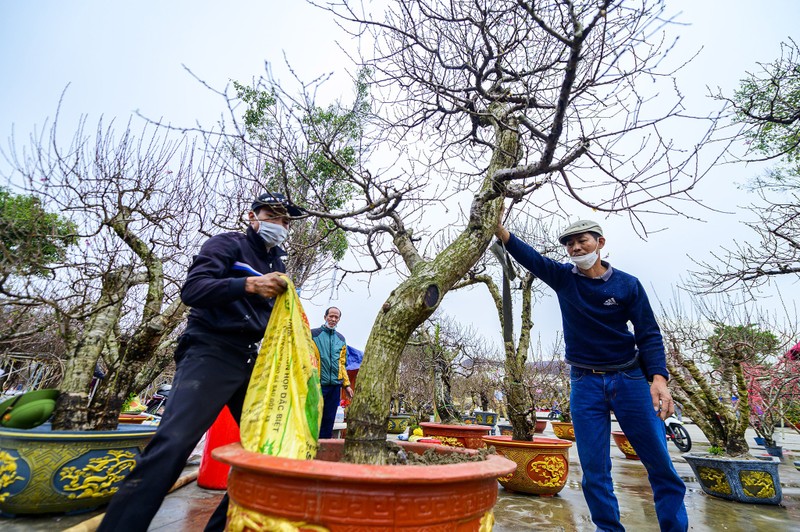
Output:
[145, 383, 171, 416]
[664, 414, 691, 452]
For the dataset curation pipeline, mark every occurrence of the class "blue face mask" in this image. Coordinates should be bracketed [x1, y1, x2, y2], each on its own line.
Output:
[257, 221, 288, 248]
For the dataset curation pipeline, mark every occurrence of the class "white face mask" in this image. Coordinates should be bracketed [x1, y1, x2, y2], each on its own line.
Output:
[569, 244, 599, 270]
[256, 221, 288, 248]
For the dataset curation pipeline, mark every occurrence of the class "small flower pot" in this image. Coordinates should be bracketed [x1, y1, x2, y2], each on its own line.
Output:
[611, 431, 639, 460]
[420, 422, 492, 449]
[483, 435, 573, 496]
[764, 445, 783, 460]
[386, 414, 412, 434]
[550, 421, 575, 441]
[474, 410, 497, 426]
[534, 419, 547, 434]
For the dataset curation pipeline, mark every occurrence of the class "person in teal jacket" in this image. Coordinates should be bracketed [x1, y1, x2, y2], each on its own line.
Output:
[311, 306, 353, 438]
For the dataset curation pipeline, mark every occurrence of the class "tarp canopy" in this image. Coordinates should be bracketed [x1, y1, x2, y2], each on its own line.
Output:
[346, 346, 363, 371]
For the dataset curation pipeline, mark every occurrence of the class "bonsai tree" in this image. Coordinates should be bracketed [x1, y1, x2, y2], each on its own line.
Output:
[454, 217, 562, 440]
[394, 339, 433, 427]
[2, 116, 202, 430]
[462, 267, 538, 440]
[2, 105, 356, 430]
[412, 319, 488, 425]
[196, 0, 723, 463]
[662, 296, 783, 456]
[747, 346, 800, 446]
[539, 355, 572, 423]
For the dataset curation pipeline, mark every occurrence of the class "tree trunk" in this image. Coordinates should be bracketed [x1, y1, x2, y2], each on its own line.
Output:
[342, 114, 519, 464]
[433, 347, 460, 424]
[51, 270, 129, 431]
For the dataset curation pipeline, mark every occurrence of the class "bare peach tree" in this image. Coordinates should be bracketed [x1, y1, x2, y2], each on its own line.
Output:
[690, 39, 800, 296]
[1, 111, 210, 430]
[193, 0, 723, 463]
[660, 294, 792, 456]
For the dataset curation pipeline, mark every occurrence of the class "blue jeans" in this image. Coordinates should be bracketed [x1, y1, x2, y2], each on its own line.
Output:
[570, 366, 688, 532]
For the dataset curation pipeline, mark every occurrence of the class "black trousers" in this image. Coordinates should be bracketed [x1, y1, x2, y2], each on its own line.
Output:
[319, 384, 342, 439]
[98, 329, 258, 532]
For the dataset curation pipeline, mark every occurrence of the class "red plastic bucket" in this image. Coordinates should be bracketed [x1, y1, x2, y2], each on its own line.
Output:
[198, 406, 240, 489]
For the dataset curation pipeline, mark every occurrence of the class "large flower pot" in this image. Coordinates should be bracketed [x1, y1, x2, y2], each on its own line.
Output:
[213, 439, 517, 531]
[550, 421, 575, 441]
[0, 423, 157, 515]
[482, 435, 573, 496]
[683, 453, 782, 505]
[387, 414, 412, 434]
[420, 422, 492, 449]
[611, 431, 639, 460]
[474, 410, 498, 427]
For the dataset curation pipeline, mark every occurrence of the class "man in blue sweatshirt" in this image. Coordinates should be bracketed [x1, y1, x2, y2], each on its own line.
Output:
[311, 306, 353, 438]
[496, 218, 687, 532]
[99, 192, 303, 532]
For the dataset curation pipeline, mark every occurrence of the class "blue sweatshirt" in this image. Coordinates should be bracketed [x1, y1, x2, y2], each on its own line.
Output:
[181, 227, 286, 343]
[505, 233, 668, 379]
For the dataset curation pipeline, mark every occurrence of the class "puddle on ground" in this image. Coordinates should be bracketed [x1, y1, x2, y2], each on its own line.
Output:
[493, 457, 799, 532]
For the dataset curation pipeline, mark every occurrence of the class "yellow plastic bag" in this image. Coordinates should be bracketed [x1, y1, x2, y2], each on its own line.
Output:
[239, 278, 322, 459]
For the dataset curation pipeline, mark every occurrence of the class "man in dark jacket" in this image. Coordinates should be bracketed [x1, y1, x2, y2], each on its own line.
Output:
[99, 192, 303, 532]
[311, 307, 353, 438]
[495, 218, 688, 532]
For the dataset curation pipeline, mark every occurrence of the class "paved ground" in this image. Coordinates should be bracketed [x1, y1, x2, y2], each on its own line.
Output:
[2, 421, 799, 531]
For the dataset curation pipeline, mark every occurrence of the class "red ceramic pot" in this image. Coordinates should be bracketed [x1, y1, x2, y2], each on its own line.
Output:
[213, 439, 516, 531]
[419, 422, 492, 449]
[611, 431, 639, 460]
[483, 435, 573, 496]
[534, 419, 547, 434]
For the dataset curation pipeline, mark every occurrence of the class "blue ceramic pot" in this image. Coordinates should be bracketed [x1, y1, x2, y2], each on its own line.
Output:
[473, 410, 497, 427]
[683, 452, 782, 505]
[0, 423, 156, 515]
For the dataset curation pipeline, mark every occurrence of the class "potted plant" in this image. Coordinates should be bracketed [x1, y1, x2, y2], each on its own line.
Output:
[418, 322, 494, 449]
[0, 107, 346, 514]
[467, 246, 574, 496]
[543, 359, 575, 441]
[611, 431, 639, 460]
[662, 305, 785, 505]
[204, 0, 720, 525]
[747, 348, 800, 459]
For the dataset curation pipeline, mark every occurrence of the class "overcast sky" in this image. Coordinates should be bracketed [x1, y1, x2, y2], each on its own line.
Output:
[1, 1, 798, 354]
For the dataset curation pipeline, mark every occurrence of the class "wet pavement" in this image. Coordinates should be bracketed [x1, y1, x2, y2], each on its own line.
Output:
[2, 421, 799, 531]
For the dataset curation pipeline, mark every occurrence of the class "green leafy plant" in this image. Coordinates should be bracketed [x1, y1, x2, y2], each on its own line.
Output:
[708, 445, 725, 456]
[120, 393, 137, 413]
[0, 186, 77, 279]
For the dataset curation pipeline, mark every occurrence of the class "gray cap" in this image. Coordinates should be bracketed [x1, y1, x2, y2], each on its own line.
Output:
[558, 220, 603, 245]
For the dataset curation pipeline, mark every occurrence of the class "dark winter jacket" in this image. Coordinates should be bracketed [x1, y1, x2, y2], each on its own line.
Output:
[181, 227, 286, 344]
[505, 233, 668, 379]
